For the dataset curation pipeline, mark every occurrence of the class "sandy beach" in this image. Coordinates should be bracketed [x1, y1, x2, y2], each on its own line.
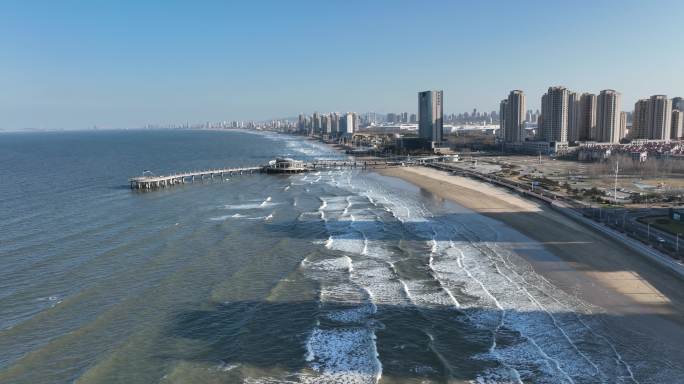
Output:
[379, 165, 684, 367]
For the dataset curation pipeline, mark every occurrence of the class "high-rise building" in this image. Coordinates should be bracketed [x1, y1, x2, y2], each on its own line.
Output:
[540, 86, 569, 142]
[321, 114, 330, 134]
[566, 92, 579, 142]
[312, 112, 321, 134]
[646, 95, 672, 140]
[632, 99, 649, 139]
[503, 90, 525, 143]
[499, 99, 508, 139]
[409, 113, 417, 123]
[673, 97, 683, 111]
[619, 111, 628, 140]
[418, 90, 444, 145]
[365, 112, 377, 125]
[331, 113, 340, 134]
[672, 109, 684, 140]
[298, 114, 306, 133]
[340, 112, 355, 135]
[578, 93, 597, 141]
[596, 89, 622, 143]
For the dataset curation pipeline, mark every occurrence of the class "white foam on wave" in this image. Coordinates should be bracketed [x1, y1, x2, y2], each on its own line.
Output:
[217, 361, 240, 372]
[303, 328, 382, 384]
[319, 197, 328, 221]
[343, 196, 352, 216]
[268, 142, 633, 382]
[306, 256, 356, 273]
[209, 213, 247, 221]
[334, 171, 638, 382]
[224, 201, 278, 210]
[237, 134, 645, 383]
[324, 236, 334, 249]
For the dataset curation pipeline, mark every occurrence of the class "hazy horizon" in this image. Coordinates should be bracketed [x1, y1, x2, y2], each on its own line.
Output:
[1, 0, 683, 130]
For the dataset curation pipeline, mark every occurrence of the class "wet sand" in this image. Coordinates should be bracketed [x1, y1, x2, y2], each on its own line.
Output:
[379, 165, 684, 366]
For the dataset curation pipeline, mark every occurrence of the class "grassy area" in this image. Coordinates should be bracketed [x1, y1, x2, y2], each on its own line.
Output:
[638, 216, 684, 236]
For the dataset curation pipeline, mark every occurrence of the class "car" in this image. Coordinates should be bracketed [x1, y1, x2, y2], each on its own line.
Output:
[656, 237, 666, 243]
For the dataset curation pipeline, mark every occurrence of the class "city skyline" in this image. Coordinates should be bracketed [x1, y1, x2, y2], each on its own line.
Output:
[2, 1, 683, 130]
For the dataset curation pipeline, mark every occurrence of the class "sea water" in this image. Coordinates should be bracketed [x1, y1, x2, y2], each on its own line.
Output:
[0, 129, 666, 383]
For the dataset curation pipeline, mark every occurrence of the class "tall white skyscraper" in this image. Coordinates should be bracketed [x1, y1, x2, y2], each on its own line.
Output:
[503, 90, 525, 143]
[646, 95, 672, 140]
[341, 112, 355, 135]
[578, 93, 597, 141]
[418, 90, 444, 145]
[540, 86, 569, 142]
[596, 89, 622, 143]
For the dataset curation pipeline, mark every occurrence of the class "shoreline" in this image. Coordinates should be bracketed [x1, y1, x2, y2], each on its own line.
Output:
[314, 138, 684, 313]
[375, 165, 684, 361]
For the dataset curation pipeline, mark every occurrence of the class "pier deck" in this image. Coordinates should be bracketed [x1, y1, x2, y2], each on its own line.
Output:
[129, 167, 262, 189]
[129, 156, 452, 190]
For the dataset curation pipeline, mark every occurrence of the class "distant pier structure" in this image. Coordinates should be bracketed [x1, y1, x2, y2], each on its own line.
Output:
[263, 158, 308, 173]
[129, 156, 453, 190]
[129, 166, 262, 190]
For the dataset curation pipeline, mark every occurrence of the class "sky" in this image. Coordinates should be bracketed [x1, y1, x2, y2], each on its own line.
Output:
[0, 0, 682, 130]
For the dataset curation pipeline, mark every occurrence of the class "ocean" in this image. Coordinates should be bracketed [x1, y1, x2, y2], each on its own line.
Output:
[0, 129, 645, 383]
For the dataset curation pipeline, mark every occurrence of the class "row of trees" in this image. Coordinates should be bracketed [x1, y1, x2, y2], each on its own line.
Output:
[585, 154, 684, 178]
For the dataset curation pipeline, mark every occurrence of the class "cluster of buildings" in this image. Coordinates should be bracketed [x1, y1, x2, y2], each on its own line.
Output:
[445, 109, 497, 125]
[297, 111, 360, 137]
[181, 87, 682, 160]
[385, 112, 417, 124]
[633, 96, 684, 140]
[499, 87, 684, 154]
[145, 120, 291, 130]
[291, 91, 446, 153]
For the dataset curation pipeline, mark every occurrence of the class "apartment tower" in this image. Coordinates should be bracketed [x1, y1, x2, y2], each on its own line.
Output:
[418, 90, 444, 145]
[578, 93, 597, 141]
[672, 109, 684, 140]
[540, 86, 569, 142]
[632, 99, 649, 139]
[646, 95, 672, 140]
[596, 89, 622, 143]
[567, 91, 580, 142]
[504, 90, 526, 143]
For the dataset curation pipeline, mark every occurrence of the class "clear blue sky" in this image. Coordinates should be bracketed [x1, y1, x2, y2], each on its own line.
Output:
[1, 0, 682, 130]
